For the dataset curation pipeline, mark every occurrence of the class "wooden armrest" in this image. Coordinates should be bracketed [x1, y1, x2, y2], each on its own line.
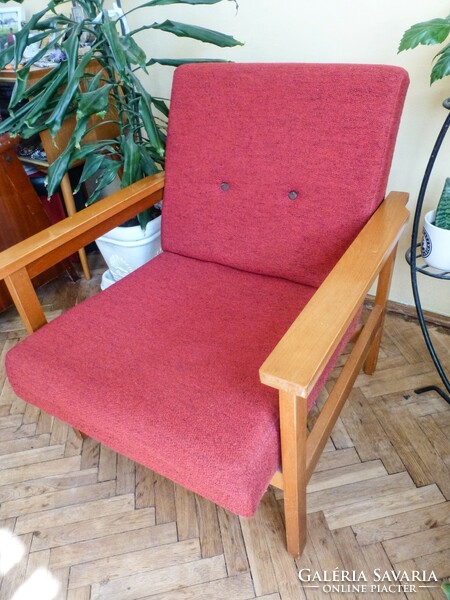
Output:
[0, 172, 165, 282]
[259, 191, 409, 397]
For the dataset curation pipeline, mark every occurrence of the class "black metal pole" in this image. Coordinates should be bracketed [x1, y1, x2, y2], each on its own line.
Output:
[409, 98, 450, 403]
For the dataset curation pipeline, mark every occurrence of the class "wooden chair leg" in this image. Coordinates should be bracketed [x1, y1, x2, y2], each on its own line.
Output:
[364, 244, 398, 375]
[278, 390, 307, 557]
[4, 268, 48, 333]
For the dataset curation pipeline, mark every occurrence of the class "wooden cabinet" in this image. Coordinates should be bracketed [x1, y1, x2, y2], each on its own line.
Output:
[0, 135, 71, 313]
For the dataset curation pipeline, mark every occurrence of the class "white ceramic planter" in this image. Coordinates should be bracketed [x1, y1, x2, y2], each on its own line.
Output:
[96, 216, 162, 289]
[422, 210, 450, 271]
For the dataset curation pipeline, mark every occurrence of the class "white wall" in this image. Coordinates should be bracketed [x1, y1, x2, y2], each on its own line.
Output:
[16, 0, 450, 315]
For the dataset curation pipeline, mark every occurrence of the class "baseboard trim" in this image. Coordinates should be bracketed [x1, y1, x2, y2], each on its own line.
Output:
[365, 296, 450, 330]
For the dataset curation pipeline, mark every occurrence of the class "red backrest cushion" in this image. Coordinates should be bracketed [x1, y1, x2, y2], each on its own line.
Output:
[162, 63, 409, 287]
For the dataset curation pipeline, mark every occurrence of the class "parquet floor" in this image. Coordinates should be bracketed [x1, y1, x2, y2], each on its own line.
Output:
[0, 255, 449, 600]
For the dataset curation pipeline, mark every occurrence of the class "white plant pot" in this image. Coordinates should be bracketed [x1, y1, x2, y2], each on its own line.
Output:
[422, 210, 450, 271]
[96, 216, 162, 289]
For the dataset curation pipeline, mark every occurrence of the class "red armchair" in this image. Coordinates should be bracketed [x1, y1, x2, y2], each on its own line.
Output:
[0, 63, 409, 556]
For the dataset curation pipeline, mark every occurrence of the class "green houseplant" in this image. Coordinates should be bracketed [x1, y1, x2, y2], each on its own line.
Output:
[0, 0, 242, 231]
[0, 0, 241, 285]
[399, 12, 450, 271]
[399, 13, 450, 84]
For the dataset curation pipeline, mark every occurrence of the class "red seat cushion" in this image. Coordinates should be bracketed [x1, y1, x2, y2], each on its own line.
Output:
[7, 252, 352, 516]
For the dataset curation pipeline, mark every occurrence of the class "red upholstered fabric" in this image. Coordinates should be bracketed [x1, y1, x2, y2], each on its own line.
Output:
[162, 63, 409, 287]
[7, 252, 352, 516]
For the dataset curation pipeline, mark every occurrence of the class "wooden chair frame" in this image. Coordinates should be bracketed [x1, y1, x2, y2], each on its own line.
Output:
[0, 172, 409, 556]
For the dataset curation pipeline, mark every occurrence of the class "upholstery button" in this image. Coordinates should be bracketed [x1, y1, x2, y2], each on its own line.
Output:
[288, 190, 298, 200]
[221, 182, 230, 191]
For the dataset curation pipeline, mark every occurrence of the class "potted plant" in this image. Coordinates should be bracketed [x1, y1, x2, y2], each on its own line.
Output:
[399, 13, 450, 272]
[0, 0, 242, 287]
[422, 177, 450, 270]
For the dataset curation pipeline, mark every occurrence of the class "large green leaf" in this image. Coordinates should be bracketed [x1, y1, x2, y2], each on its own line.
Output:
[0, 100, 32, 134]
[71, 141, 119, 163]
[47, 140, 76, 196]
[10, 30, 64, 108]
[73, 115, 90, 149]
[151, 20, 243, 47]
[16, 57, 66, 101]
[0, 45, 15, 70]
[146, 57, 229, 67]
[121, 132, 141, 188]
[74, 152, 106, 194]
[119, 35, 147, 70]
[152, 97, 169, 118]
[77, 84, 113, 119]
[85, 159, 121, 206]
[442, 583, 450, 600]
[138, 144, 160, 175]
[131, 73, 165, 156]
[431, 44, 450, 83]
[23, 63, 69, 127]
[63, 21, 85, 76]
[102, 11, 128, 73]
[13, 7, 50, 68]
[86, 68, 105, 92]
[399, 18, 450, 52]
[45, 51, 92, 135]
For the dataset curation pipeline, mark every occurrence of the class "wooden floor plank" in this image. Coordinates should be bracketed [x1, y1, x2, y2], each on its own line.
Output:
[217, 506, 249, 576]
[0, 432, 50, 456]
[383, 523, 450, 564]
[353, 502, 450, 546]
[360, 543, 408, 600]
[324, 485, 445, 530]
[14, 494, 136, 535]
[174, 483, 199, 541]
[0, 455, 81, 487]
[195, 495, 223, 559]
[239, 511, 279, 597]
[0, 480, 116, 519]
[307, 460, 387, 493]
[30, 507, 157, 552]
[308, 472, 416, 514]
[306, 511, 357, 600]
[49, 523, 177, 570]
[68, 539, 201, 589]
[139, 572, 256, 600]
[259, 492, 306, 600]
[0, 469, 98, 504]
[313, 447, 361, 472]
[90, 555, 227, 600]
